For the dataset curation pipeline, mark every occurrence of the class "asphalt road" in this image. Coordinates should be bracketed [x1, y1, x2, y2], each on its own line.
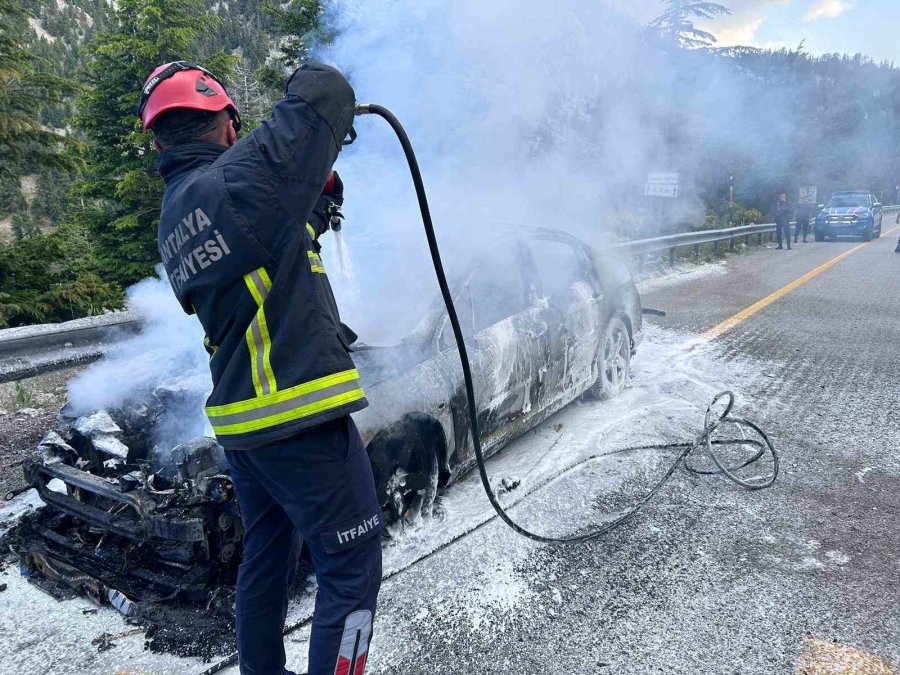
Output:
[1, 229, 898, 675]
[353, 230, 900, 674]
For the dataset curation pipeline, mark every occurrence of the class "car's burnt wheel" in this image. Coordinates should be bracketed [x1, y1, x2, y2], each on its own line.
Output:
[814, 231, 824, 242]
[863, 226, 872, 242]
[375, 429, 439, 533]
[585, 314, 631, 401]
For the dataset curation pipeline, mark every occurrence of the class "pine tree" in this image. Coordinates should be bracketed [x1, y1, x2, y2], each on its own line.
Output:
[72, 0, 234, 287]
[0, 226, 123, 327]
[259, 0, 326, 80]
[650, 1, 730, 49]
[229, 57, 273, 123]
[0, 0, 80, 178]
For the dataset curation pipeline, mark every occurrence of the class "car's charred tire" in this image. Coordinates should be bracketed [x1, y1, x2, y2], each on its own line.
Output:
[875, 222, 882, 238]
[863, 226, 872, 242]
[374, 428, 439, 531]
[585, 314, 631, 401]
[815, 231, 824, 242]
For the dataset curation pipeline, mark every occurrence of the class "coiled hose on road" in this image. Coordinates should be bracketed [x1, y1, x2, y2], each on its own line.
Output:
[198, 106, 778, 674]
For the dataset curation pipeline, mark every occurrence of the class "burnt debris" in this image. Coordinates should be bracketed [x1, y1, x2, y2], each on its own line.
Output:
[3, 386, 252, 659]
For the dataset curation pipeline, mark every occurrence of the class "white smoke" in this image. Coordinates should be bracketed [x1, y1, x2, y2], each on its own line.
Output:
[321, 0, 749, 343]
[67, 268, 212, 450]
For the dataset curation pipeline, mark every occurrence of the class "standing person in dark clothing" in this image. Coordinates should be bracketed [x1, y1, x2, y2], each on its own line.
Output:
[139, 61, 382, 675]
[774, 192, 793, 250]
[794, 201, 812, 243]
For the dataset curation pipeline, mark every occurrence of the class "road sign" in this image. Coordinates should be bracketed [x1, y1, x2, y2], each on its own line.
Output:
[646, 172, 680, 199]
[799, 185, 817, 204]
[645, 183, 679, 198]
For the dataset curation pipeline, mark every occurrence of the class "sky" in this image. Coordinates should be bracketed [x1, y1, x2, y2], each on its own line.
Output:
[604, 0, 899, 63]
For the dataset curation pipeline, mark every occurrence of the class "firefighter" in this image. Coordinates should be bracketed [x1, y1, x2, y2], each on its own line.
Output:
[139, 62, 382, 675]
[774, 192, 793, 250]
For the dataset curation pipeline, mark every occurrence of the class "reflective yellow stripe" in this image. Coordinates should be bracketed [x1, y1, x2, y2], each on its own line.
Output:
[256, 308, 276, 392]
[243, 269, 276, 396]
[306, 223, 316, 240]
[307, 250, 326, 274]
[210, 389, 366, 435]
[207, 369, 361, 416]
[245, 319, 265, 396]
[257, 267, 272, 291]
[206, 368, 365, 435]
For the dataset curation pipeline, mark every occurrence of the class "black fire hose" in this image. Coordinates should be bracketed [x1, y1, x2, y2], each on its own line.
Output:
[196, 106, 778, 674]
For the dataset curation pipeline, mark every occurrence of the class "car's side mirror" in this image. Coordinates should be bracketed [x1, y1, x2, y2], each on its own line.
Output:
[817, 204, 825, 209]
[874, 202, 882, 208]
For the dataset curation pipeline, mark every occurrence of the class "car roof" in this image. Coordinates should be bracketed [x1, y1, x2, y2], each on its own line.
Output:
[832, 190, 872, 195]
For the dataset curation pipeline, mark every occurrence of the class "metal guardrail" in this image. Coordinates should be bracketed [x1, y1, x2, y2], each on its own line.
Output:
[615, 222, 777, 266]
[615, 206, 900, 267]
[0, 311, 140, 384]
[2, 207, 898, 383]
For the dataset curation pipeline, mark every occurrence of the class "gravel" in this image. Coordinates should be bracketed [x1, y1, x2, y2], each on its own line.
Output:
[0, 366, 81, 498]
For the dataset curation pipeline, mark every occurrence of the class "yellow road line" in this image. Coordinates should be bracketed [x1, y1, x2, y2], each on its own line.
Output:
[703, 225, 900, 341]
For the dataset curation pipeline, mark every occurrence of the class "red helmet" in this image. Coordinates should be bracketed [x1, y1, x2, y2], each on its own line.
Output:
[138, 61, 241, 132]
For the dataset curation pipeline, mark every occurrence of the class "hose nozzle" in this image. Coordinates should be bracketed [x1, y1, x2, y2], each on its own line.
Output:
[355, 103, 373, 116]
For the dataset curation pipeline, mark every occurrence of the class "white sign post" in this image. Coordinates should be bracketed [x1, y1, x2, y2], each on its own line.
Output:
[799, 185, 817, 205]
[646, 172, 680, 199]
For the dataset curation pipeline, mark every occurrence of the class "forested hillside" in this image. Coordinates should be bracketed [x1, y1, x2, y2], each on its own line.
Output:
[0, 0, 321, 326]
[0, 0, 898, 327]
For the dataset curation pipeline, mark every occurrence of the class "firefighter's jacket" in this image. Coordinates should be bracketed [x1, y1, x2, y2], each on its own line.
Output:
[155, 63, 367, 451]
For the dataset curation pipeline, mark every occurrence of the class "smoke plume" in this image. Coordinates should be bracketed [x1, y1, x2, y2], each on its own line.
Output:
[320, 0, 791, 342]
[67, 268, 212, 451]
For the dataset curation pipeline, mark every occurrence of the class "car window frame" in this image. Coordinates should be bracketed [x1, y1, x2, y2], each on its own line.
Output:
[432, 239, 541, 354]
[528, 236, 598, 303]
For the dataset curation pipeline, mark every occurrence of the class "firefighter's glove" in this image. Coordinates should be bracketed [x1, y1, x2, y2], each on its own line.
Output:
[325, 171, 345, 231]
[286, 62, 356, 150]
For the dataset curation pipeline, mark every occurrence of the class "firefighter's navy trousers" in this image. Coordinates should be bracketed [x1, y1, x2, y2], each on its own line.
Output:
[225, 416, 383, 675]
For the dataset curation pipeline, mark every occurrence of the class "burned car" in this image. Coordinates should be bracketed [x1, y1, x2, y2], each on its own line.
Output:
[11, 227, 640, 642]
[355, 227, 642, 523]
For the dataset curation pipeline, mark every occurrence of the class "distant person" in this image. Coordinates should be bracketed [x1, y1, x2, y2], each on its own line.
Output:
[774, 192, 793, 250]
[794, 201, 812, 243]
[895, 182, 900, 224]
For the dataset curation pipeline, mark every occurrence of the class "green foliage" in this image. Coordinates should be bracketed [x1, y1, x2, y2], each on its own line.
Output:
[0, 226, 123, 327]
[13, 382, 35, 409]
[650, 1, 731, 49]
[33, 168, 73, 225]
[738, 207, 763, 225]
[0, 0, 82, 178]
[11, 210, 40, 240]
[199, 0, 273, 70]
[260, 0, 332, 81]
[71, 0, 235, 288]
[0, 0, 309, 328]
[0, 172, 24, 217]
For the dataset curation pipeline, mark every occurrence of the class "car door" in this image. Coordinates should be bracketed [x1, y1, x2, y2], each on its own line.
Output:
[527, 236, 606, 406]
[433, 241, 548, 456]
